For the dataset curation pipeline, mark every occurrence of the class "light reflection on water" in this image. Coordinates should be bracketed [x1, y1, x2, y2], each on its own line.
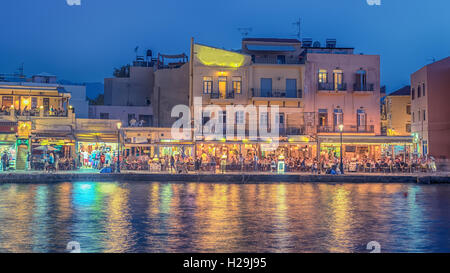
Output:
[0, 182, 448, 253]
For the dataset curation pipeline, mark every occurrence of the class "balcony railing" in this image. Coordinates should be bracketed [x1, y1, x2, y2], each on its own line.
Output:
[317, 125, 375, 133]
[318, 82, 347, 91]
[279, 127, 306, 136]
[353, 83, 375, 91]
[252, 88, 302, 98]
[210, 91, 235, 99]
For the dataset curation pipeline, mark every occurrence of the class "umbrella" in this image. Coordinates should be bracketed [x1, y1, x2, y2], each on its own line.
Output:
[34, 145, 58, 152]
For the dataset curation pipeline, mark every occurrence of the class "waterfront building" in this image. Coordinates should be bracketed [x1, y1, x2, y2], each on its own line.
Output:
[410, 57, 450, 170]
[383, 86, 411, 136]
[153, 54, 189, 128]
[74, 118, 122, 169]
[189, 37, 412, 163]
[31, 73, 90, 118]
[122, 127, 194, 160]
[0, 82, 75, 170]
[89, 105, 153, 127]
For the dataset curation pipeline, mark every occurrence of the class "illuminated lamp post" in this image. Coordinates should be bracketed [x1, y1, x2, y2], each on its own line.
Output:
[116, 122, 122, 173]
[339, 124, 344, 174]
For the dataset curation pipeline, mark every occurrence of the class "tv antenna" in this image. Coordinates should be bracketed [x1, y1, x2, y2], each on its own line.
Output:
[237, 27, 252, 37]
[293, 18, 301, 39]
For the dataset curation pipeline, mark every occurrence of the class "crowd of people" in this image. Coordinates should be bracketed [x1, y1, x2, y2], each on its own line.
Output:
[0, 148, 440, 174]
[0, 105, 67, 117]
[117, 153, 439, 174]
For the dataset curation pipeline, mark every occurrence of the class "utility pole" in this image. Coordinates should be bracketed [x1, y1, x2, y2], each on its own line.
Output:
[293, 18, 301, 39]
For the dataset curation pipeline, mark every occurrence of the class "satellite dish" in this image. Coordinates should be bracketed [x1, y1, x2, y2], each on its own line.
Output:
[313, 41, 321, 48]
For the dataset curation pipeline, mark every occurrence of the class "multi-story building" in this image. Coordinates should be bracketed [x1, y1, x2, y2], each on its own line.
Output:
[410, 57, 450, 169]
[384, 86, 411, 136]
[0, 82, 75, 170]
[189, 37, 412, 162]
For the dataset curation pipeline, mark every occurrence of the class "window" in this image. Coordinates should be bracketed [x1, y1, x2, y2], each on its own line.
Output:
[406, 105, 411, 115]
[203, 76, 213, 94]
[423, 83, 426, 96]
[100, 113, 109, 119]
[333, 108, 343, 130]
[412, 112, 415, 122]
[406, 124, 411, 133]
[418, 111, 421, 121]
[260, 112, 268, 128]
[412, 88, 415, 100]
[2, 96, 13, 107]
[31, 97, 38, 109]
[333, 69, 344, 90]
[236, 111, 244, 124]
[423, 110, 426, 121]
[318, 109, 328, 127]
[232, 76, 242, 94]
[318, 69, 328, 83]
[277, 55, 286, 64]
[417, 85, 421, 98]
[355, 70, 367, 90]
[218, 76, 227, 98]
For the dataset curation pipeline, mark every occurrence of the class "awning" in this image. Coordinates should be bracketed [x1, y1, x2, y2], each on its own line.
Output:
[318, 135, 413, 145]
[75, 132, 119, 143]
[0, 133, 16, 144]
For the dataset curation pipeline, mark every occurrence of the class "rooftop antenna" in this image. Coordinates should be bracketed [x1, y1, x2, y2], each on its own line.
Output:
[237, 27, 252, 37]
[134, 46, 139, 60]
[293, 18, 301, 39]
[17, 63, 25, 80]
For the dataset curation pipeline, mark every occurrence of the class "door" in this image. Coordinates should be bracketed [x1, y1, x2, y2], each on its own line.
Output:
[357, 109, 367, 131]
[218, 77, 227, 99]
[333, 70, 343, 90]
[286, 79, 297, 98]
[43, 98, 50, 112]
[260, 78, 272, 97]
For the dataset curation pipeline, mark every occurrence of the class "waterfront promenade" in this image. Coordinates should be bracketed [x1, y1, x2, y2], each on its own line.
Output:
[0, 170, 449, 184]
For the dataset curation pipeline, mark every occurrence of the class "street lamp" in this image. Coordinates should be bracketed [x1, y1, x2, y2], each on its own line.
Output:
[116, 122, 122, 173]
[338, 124, 344, 174]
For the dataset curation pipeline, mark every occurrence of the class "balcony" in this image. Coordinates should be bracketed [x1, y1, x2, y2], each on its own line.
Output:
[318, 82, 347, 91]
[317, 125, 375, 133]
[279, 127, 306, 136]
[252, 88, 302, 98]
[353, 83, 375, 92]
[210, 91, 235, 99]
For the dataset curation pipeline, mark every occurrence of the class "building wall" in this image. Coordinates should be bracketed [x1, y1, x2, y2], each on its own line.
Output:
[153, 63, 189, 127]
[386, 95, 411, 136]
[304, 53, 381, 134]
[412, 57, 450, 161]
[104, 66, 154, 106]
[63, 84, 89, 118]
[89, 105, 153, 127]
[411, 65, 429, 156]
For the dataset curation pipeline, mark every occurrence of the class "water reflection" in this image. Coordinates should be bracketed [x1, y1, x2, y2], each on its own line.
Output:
[0, 182, 449, 253]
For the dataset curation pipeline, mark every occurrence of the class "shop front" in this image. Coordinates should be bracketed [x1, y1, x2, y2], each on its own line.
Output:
[318, 135, 413, 167]
[78, 141, 118, 169]
[30, 136, 76, 170]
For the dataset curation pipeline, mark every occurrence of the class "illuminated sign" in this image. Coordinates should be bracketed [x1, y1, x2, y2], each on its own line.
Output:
[17, 121, 32, 138]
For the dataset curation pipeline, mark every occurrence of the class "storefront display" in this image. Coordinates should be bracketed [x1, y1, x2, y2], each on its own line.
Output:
[78, 142, 118, 169]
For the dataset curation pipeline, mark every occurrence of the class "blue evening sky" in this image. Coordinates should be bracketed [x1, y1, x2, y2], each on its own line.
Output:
[0, 0, 449, 93]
